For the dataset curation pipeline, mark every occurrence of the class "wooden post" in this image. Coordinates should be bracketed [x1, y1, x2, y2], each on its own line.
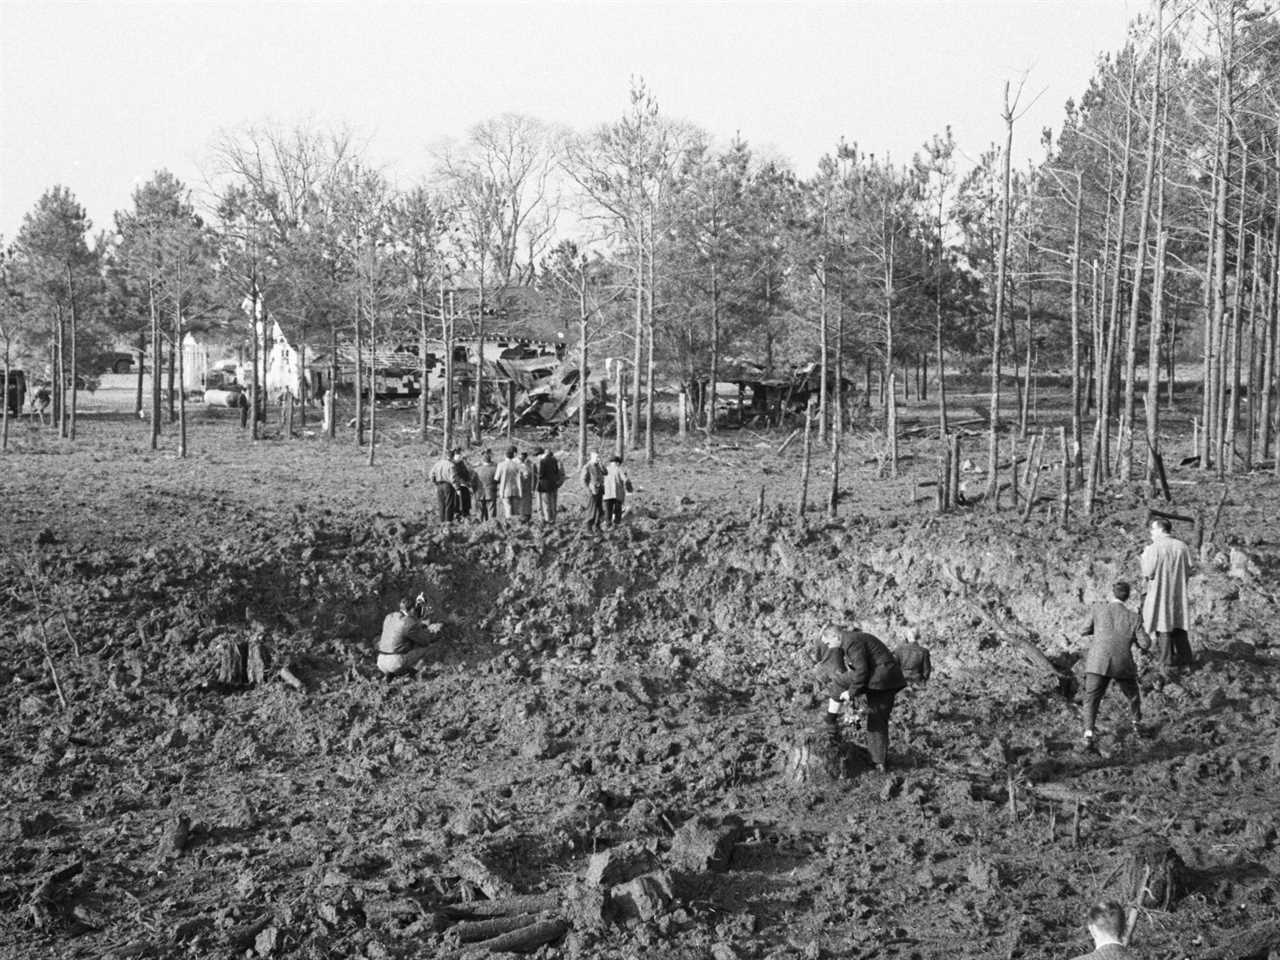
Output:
[1059, 426, 1070, 530]
[1021, 435, 1045, 522]
[678, 390, 687, 440]
[1010, 435, 1021, 509]
[798, 399, 814, 516]
[828, 421, 840, 517]
[941, 436, 953, 511]
[756, 485, 765, 521]
[506, 380, 514, 441]
[1084, 425, 1101, 517]
[950, 434, 961, 507]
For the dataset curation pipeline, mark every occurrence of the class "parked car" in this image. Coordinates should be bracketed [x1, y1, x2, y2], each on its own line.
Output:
[200, 370, 243, 407]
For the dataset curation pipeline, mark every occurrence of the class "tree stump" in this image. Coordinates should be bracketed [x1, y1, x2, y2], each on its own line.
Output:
[246, 640, 267, 685]
[784, 725, 862, 784]
[218, 638, 269, 686]
[218, 638, 246, 685]
[1128, 837, 1184, 909]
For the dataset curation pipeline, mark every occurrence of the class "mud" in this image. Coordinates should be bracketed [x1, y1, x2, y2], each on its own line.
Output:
[1, 420, 1278, 959]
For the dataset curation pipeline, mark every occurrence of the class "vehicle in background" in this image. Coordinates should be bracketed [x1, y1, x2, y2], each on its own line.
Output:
[94, 351, 138, 375]
[199, 369, 243, 407]
[3, 369, 26, 416]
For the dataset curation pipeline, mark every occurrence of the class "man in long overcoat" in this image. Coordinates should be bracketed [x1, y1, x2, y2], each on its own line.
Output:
[494, 446, 523, 521]
[1140, 517, 1194, 671]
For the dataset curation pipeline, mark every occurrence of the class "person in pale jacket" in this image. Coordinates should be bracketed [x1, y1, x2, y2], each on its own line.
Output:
[602, 455, 629, 526]
[494, 446, 523, 522]
[1140, 516, 1194, 672]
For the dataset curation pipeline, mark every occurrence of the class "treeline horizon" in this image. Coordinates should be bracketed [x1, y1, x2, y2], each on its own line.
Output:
[1, 0, 1277, 500]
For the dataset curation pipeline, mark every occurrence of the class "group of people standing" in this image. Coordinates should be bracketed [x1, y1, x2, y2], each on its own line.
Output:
[429, 446, 631, 529]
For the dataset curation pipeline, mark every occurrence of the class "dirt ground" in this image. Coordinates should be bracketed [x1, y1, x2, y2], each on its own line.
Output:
[1, 390, 1278, 960]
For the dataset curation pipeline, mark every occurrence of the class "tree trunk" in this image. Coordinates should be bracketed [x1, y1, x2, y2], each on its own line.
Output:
[1225, 140, 1248, 475]
[1260, 173, 1279, 462]
[1101, 61, 1138, 481]
[1145, 229, 1168, 482]
[818, 258, 829, 447]
[798, 399, 813, 515]
[327, 323, 338, 441]
[56, 304, 67, 438]
[1070, 172, 1084, 484]
[261, 299, 271, 429]
[578, 290, 589, 470]
[134, 334, 145, 417]
[473, 274, 485, 445]
[707, 260, 719, 434]
[150, 282, 162, 449]
[175, 309, 187, 459]
[645, 215, 656, 462]
[1206, 34, 1233, 472]
[298, 340, 307, 428]
[987, 84, 1015, 502]
[419, 290, 429, 442]
[354, 289, 364, 447]
[630, 229, 643, 451]
[2, 348, 10, 452]
[368, 293, 377, 467]
[442, 287, 452, 455]
[66, 265, 79, 441]
[1244, 239, 1260, 470]
[1200, 161, 1220, 468]
[165, 329, 176, 424]
[1019, 223, 1033, 439]
[935, 205, 949, 436]
[1118, 5, 1163, 481]
[645, 324, 655, 463]
[885, 227, 898, 478]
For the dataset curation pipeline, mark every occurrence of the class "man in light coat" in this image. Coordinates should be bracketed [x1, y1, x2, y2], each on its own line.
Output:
[580, 451, 606, 530]
[602, 455, 629, 526]
[429, 450, 460, 522]
[1079, 580, 1151, 748]
[494, 445, 523, 521]
[1140, 517, 1194, 672]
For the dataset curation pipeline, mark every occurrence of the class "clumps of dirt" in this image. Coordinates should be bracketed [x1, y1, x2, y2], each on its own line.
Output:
[2, 480, 1279, 959]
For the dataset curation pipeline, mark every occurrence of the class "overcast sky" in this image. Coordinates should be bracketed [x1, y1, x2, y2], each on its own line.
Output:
[1, 0, 1139, 241]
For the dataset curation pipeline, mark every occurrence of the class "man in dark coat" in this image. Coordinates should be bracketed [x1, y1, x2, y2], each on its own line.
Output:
[814, 624, 907, 772]
[535, 447, 563, 522]
[1079, 580, 1151, 748]
[894, 629, 932, 685]
[473, 448, 498, 522]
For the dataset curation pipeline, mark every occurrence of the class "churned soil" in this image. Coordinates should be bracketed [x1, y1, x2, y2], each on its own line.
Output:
[1, 400, 1278, 960]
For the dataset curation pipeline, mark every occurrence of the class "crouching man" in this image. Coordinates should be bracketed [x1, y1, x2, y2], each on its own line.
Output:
[815, 622, 907, 773]
[376, 594, 437, 677]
